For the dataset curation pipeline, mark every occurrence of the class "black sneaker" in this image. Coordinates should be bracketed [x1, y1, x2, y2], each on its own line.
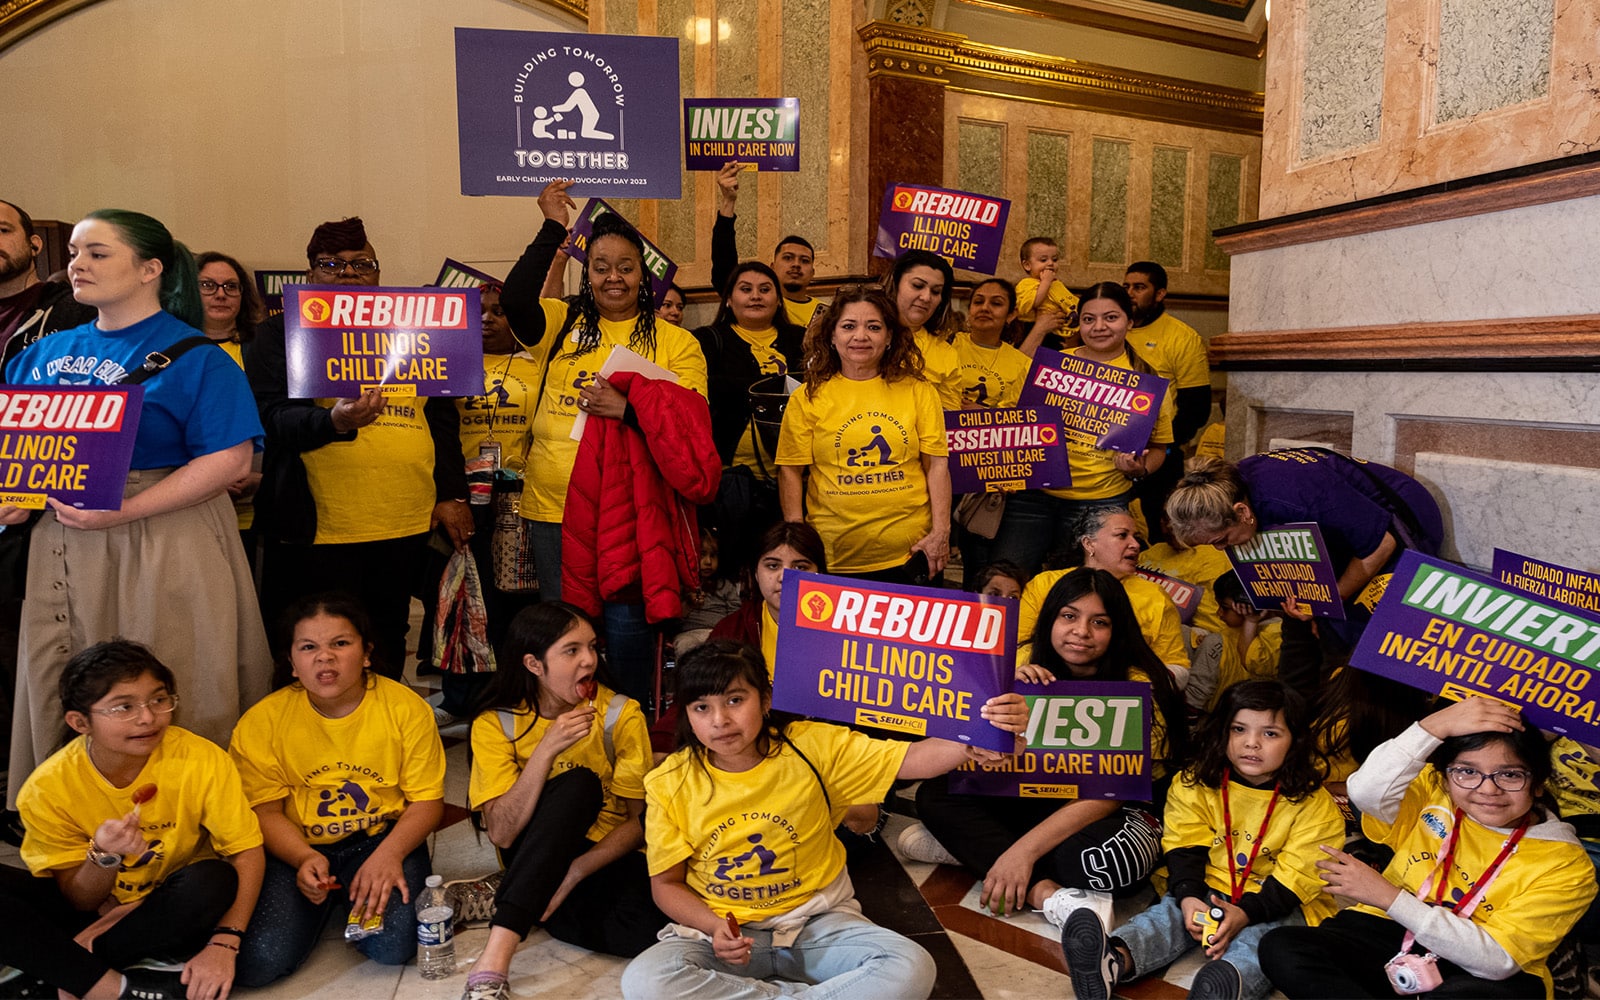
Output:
[1189, 959, 1244, 1000]
[1061, 907, 1122, 1000]
[121, 967, 186, 1000]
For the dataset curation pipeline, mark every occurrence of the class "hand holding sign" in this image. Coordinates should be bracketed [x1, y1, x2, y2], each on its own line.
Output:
[330, 389, 386, 432]
[538, 180, 577, 226]
[1418, 695, 1524, 740]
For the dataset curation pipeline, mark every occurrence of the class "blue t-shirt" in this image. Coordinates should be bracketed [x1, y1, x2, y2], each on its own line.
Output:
[1237, 448, 1442, 569]
[5, 311, 264, 470]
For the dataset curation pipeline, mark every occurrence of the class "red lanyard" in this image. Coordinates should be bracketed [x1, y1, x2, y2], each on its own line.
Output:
[1221, 769, 1281, 904]
[1426, 809, 1529, 911]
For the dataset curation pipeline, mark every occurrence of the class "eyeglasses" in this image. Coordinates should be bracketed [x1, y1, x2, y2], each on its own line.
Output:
[199, 280, 241, 296]
[91, 694, 179, 721]
[312, 257, 379, 275]
[1443, 765, 1531, 792]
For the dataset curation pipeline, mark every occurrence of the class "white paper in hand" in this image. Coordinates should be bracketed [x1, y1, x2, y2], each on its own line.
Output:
[569, 344, 680, 441]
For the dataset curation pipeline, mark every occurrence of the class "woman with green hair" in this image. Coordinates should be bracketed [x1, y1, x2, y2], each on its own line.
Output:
[2, 209, 272, 806]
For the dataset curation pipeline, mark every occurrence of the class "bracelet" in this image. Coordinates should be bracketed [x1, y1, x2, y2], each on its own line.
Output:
[207, 940, 239, 952]
[212, 926, 246, 939]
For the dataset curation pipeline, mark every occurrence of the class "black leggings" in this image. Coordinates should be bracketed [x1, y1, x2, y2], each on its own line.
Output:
[1260, 909, 1545, 999]
[493, 767, 664, 957]
[0, 858, 236, 997]
[917, 774, 1163, 893]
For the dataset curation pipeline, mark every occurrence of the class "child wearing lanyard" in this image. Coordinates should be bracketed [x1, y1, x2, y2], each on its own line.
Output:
[1063, 680, 1344, 1000]
[1261, 697, 1597, 999]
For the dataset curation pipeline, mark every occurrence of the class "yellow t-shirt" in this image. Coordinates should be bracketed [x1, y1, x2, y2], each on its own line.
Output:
[730, 324, 789, 479]
[228, 676, 446, 845]
[1138, 542, 1233, 637]
[1194, 421, 1226, 460]
[761, 602, 779, 677]
[216, 339, 256, 531]
[468, 685, 651, 843]
[1356, 769, 1597, 994]
[644, 720, 907, 924]
[774, 375, 947, 574]
[1045, 347, 1175, 501]
[1131, 311, 1210, 390]
[1017, 569, 1188, 672]
[1213, 619, 1283, 710]
[302, 395, 435, 544]
[458, 352, 542, 473]
[1015, 277, 1080, 324]
[785, 297, 823, 329]
[1549, 739, 1600, 827]
[951, 331, 1031, 408]
[516, 301, 708, 521]
[18, 727, 262, 904]
[913, 328, 964, 411]
[1163, 776, 1345, 924]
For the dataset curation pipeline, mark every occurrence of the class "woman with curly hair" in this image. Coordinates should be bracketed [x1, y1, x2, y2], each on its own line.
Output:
[500, 181, 712, 703]
[775, 285, 949, 583]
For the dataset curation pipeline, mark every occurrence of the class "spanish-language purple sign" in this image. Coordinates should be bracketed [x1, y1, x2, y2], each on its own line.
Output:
[945, 406, 1070, 494]
[772, 571, 1016, 752]
[1493, 549, 1600, 617]
[684, 98, 799, 172]
[1017, 347, 1170, 455]
[255, 270, 303, 320]
[872, 182, 1012, 274]
[566, 199, 680, 308]
[1353, 550, 1600, 744]
[454, 28, 682, 199]
[1134, 568, 1201, 625]
[1227, 522, 1345, 620]
[0, 386, 143, 511]
[434, 259, 502, 289]
[285, 286, 485, 399]
[948, 680, 1152, 800]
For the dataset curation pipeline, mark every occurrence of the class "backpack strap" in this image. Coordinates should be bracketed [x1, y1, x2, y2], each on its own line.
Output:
[117, 336, 217, 385]
[602, 693, 631, 766]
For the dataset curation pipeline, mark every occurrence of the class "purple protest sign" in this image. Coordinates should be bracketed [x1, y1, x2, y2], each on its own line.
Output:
[454, 28, 682, 199]
[285, 285, 484, 398]
[434, 259, 502, 289]
[872, 182, 1011, 274]
[1134, 568, 1201, 625]
[772, 571, 1016, 752]
[947, 680, 1152, 800]
[1352, 551, 1600, 744]
[1493, 549, 1600, 617]
[684, 98, 799, 171]
[566, 198, 680, 308]
[254, 270, 303, 321]
[0, 386, 143, 511]
[944, 406, 1069, 494]
[1016, 347, 1171, 455]
[1226, 522, 1345, 620]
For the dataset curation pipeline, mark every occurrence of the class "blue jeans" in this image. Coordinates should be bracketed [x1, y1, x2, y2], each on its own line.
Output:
[1113, 894, 1302, 1000]
[987, 490, 1135, 576]
[621, 908, 935, 1000]
[235, 829, 432, 987]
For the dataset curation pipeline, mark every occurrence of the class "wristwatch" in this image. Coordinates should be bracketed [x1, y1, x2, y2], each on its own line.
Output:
[86, 841, 123, 869]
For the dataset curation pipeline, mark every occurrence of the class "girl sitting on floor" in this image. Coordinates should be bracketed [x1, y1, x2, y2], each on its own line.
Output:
[230, 594, 445, 986]
[621, 640, 1026, 1000]
[1260, 697, 1597, 999]
[1062, 679, 1344, 1000]
[2, 641, 263, 1000]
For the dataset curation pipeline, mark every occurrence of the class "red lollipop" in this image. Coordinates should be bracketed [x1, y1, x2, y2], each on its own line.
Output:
[131, 783, 157, 818]
[726, 912, 741, 938]
[576, 678, 597, 704]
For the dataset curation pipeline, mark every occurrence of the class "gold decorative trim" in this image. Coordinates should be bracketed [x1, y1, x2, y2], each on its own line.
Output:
[954, 0, 1266, 58]
[1209, 315, 1600, 365]
[1, 0, 588, 52]
[859, 21, 1263, 133]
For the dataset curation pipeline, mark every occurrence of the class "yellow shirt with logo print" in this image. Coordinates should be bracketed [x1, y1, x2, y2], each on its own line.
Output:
[301, 394, 436, 544]
[951, 331, 1031, 408]
[457, 351, 543, 472]
[20, 727, 263, 903]
[913, 328, 964, 410]
[229, 675, 445, 846]
[775, 374, 947, 574]
[515, 300, 708, 522]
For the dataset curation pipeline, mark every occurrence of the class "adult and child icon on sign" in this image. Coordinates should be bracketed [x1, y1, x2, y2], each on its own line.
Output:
[530, 72, 614, 141]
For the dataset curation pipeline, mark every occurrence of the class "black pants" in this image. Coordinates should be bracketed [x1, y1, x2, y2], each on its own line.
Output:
[0, 858, 236, 997]
[1260, 909, 1545, 999]
[261, 533, 429, 682]
[493, 768, 664, 957]
[916, 774, 1163, 893]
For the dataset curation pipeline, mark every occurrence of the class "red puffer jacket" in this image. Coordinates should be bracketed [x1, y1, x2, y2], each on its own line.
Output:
[562, 370, 721, 622]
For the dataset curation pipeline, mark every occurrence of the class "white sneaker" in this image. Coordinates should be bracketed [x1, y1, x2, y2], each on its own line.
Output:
[896, 822, 961, 865]
[1040, 886, 1115, 930]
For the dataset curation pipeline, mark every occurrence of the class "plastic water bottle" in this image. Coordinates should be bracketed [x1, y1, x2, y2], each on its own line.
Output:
[417, 874, 456, 979]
